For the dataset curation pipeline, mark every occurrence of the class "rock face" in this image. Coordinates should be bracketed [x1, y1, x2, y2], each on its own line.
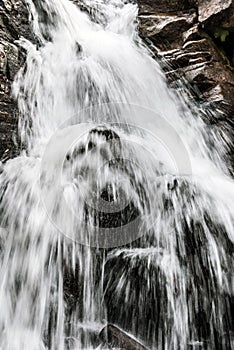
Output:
[198, 0, 233, 23]
[138, 0, 234, 170]
[0, 0, 33, 160]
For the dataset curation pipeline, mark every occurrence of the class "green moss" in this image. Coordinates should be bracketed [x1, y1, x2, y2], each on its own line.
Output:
[219, 50, 234, 71]
[211, 27, 234, 70]
[214, 28, 229, 42]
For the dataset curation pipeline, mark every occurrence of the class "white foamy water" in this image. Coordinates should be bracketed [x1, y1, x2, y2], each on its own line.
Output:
[0, 0, 233, 349]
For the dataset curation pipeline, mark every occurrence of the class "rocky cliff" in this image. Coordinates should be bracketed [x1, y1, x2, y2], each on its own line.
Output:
[138, 0, 234, 170]
[0, 0, 234, 165]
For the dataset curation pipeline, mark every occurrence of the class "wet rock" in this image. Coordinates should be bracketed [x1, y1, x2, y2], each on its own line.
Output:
[137, 0, 234, 170]
[0, 0, 33, 160]
[139, 11, 197, 50]
[100, 324, 149, 350]
[1, 0, 234, 169]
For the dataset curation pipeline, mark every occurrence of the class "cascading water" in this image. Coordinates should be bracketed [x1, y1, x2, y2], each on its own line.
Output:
[0, 0, 233, 349]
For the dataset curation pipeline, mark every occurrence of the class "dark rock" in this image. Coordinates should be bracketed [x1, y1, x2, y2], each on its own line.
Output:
[137, 0, 234, 170]
[138, 0, 197, 15]
[103, 182, 234, 349]
[139, 11, 197, 50]
[100, 324, 149, 350]
[0, 0, 33, 160]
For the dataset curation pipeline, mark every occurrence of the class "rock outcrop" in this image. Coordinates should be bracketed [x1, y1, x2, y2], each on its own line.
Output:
[138, 0, 234, 170]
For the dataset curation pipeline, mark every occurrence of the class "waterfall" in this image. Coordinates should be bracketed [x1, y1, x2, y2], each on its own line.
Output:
[0, 0, 233, 349]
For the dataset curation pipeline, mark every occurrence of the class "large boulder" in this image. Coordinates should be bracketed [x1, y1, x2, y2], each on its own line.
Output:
[198, 0, 233, 24]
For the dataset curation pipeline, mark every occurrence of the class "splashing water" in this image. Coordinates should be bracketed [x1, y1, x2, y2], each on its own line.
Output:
[0, 0, 233, 349]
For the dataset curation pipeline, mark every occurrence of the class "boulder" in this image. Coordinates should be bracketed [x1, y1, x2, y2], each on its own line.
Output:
[198, 0, 233, 25]
[139, 11, 197, 50]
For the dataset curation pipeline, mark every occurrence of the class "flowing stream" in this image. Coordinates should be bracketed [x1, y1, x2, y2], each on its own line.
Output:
[0, 0, 233, 349]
